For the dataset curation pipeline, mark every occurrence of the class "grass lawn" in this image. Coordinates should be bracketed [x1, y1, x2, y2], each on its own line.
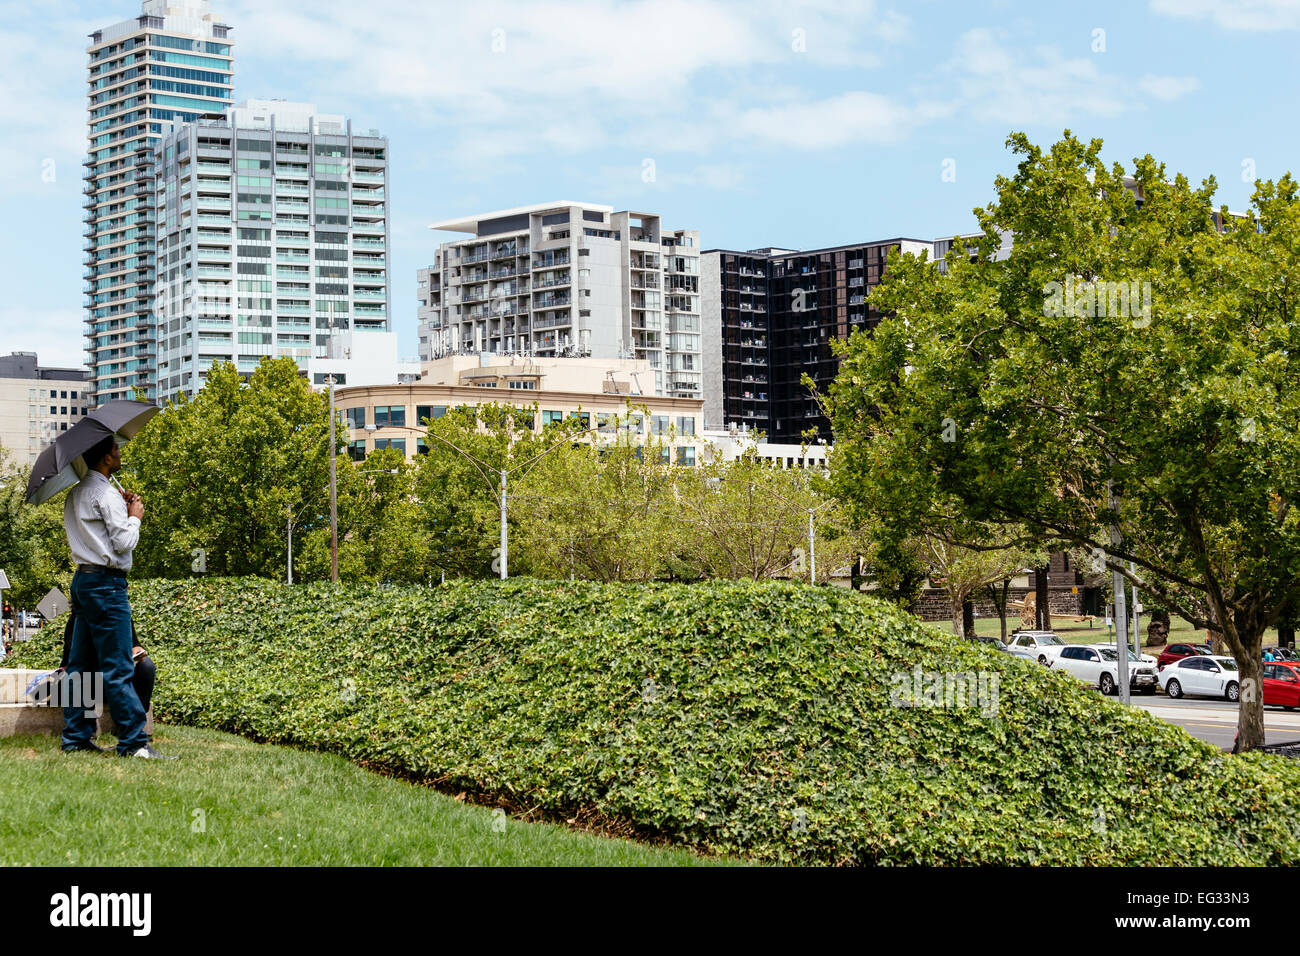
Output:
[937, 613, 1278, 649]
[0, 724, 731, 867]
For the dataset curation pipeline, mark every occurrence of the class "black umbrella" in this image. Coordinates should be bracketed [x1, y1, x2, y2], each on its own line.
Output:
[24, 400, 158, 505]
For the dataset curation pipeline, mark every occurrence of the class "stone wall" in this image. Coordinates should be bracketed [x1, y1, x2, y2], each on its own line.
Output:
[914, 587, 1086, 624]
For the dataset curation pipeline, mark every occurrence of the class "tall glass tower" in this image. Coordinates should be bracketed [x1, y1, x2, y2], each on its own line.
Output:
[85, 1, 233, 404]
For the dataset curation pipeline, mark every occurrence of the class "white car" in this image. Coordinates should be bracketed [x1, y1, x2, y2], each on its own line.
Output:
[1092, 642, 1159, 669]
[1007, 631, 1068, 666]
[1158, 655, 1241, 702]
[1054, 644, 1159, 695]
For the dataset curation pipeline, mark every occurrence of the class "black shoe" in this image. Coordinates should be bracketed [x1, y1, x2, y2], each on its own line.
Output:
[63, 741, 105, 753]
[122, 744, 177, 760]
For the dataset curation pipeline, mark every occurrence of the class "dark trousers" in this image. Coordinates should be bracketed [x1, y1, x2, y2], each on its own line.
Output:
[62, 611, 154, 712]
[62, 570, 148, 754]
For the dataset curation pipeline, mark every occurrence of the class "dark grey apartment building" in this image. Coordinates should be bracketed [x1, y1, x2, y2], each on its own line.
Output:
[701, 238, 932, 443]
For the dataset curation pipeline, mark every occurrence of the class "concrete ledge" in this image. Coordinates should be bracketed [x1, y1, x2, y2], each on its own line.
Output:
[0, 669, 154, 738]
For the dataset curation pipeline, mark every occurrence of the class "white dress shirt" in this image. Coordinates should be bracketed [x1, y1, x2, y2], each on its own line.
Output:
[64, 471, 140, 571]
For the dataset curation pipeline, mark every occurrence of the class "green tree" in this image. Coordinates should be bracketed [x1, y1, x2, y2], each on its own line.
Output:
[676, 447, 857, 583]
[296, 446, 428, 584]
[824, 131, 1300, 750]
[0, 448, 72, 608]
[413, 401, 587, 579]
[122, 358, 336, 579]
[511, 427, 681, 582]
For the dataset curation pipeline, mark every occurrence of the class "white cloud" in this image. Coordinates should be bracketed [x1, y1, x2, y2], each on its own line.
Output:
[221, 0, 912, 162]
[933, 28, 1172, 126]
[731, 91, 911, 149]
[1138, 74, 1202, 100]
[1150, 0, 1300, 30]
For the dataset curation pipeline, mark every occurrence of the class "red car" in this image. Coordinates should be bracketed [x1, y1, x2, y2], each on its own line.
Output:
[1157, 642, 1212, 671]
[1262, 663, 1300, 709]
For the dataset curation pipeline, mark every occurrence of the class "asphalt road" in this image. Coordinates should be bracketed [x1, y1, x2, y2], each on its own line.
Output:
[1128, 695, 1300, 750]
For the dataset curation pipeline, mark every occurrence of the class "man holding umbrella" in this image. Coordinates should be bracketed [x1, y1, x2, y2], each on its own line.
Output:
[26, 399, 173, 759]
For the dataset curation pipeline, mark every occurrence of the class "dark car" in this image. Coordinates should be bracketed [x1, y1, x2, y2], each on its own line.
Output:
[1264, 645, 1300, 663]
[1156, 642, 1212, 671]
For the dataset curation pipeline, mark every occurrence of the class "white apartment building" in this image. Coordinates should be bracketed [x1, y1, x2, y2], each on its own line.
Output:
[418, 202, 702, 400]
[85, 0, 234, 405]
[151, 99, 391, 402]
[0, 354, 91, 467]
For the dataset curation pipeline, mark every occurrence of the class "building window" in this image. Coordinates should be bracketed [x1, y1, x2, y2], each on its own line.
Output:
[676, 446, 695, 466]
[373, 438, 405, 454]
[374, 405, 406, 428]
[678, 416, 695, 436]
[346, 407, 366, 429]
[543, 410, 564, 426]
[651, 415, 670, 435]
[347, 440, 365, 462]
[507, 380, 536, 390]
[567, 411, 590, 429]
[416, 438, 428, 455]
[416, 405, 433, 424]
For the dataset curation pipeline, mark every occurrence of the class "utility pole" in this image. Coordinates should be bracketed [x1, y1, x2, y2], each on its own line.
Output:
[287, 511, 293, 585]
[1109, 478, 1130, 704]
[328, 376, 339, 583]
[499, 469, 508, 580]
[808, 508, 816, 584]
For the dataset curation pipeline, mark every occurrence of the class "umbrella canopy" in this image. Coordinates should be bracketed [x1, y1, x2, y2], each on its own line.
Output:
[24, 400, 158, 505]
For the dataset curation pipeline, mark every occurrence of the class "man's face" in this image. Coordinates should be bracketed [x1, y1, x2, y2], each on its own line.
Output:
[103, 444, 122, 474]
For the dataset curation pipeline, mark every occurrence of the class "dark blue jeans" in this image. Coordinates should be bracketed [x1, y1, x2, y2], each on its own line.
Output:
[62, 570, 148, 754]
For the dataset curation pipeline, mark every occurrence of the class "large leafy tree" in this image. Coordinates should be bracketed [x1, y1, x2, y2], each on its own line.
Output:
[122, 358, 336, 578]
[0, 448, 72, 608]
[825, 131, 1300, 750]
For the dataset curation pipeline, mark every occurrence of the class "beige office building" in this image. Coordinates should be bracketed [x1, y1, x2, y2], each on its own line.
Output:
[0, 354, 91, 467]
[334, 354, 704, 464]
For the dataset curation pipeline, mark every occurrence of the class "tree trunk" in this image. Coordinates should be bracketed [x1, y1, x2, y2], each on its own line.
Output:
[962, 599, 975, 638]
[1219, 605, 1267, 752]
[1279, 600, 1296, 649]
[1035, 563, 1051, 630]
[951, 595, 964, 638]
[1281, 623, 1296, 651]
[1235, 642, 1267, 752]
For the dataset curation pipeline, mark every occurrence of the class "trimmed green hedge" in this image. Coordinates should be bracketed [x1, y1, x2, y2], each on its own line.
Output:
[12, 577, 1300, 865]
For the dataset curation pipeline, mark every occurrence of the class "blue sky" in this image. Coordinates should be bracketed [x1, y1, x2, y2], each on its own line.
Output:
[2, 0, 1298, 367]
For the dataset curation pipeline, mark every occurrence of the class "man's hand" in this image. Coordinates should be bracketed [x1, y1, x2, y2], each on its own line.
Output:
[127, 494, 144, 521]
